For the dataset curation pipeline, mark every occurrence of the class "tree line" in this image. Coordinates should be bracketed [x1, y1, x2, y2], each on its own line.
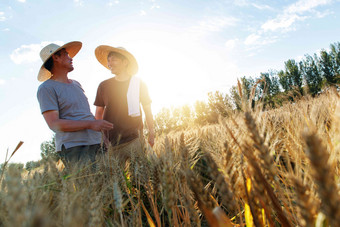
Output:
[153, 42, 340, 134]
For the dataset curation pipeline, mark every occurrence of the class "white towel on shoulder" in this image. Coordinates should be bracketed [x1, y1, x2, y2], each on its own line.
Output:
[127, 76, 141, 117]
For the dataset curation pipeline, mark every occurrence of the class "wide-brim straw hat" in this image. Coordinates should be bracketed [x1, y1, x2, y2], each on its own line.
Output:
[37, 41, 82, 82]
[95, 45, 138, 76]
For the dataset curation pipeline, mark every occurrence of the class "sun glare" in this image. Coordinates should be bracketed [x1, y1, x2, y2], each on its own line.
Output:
[132, 38, 215, 113]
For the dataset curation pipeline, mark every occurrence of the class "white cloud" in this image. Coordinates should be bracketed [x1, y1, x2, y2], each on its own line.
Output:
[261, 14, 306, 32]
[187, 16, 238, 43]
[262, 0, 332, 32]
[244, 33, 260, 45]
[10, 41, 64, 64]
[74, 0, 84, 6]
[196, 16, 238, 32]
[150, 4, 160, 10]
[0, 79, 5, 85]
[0, 12, 6, 21]
[241, 0, 333, 53]
[108, 0, 119, 6]
[234, 0, 272, 10]
[251, 3, 272, 10]
[233, 0, 248, 7]
[138, 0, 160, 15]
[2, 28, 10, 32]
[286, 0, 332, 14]
[315, 9, 333, 18]
[139, 10, 146, 16]
[244, 33, 278, 48]
[225, 39, 239, 50]
[17, 0, 26, 2]
[150, 0, 160, 10]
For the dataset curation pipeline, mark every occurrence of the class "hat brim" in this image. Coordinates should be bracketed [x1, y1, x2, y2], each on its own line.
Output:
[95, 45, 138, 76]
[37, 41, 82, 82]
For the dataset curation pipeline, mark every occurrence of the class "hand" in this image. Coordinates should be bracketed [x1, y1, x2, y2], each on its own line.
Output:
[90, 120, 113, 132]
[148, 131, 155, 147]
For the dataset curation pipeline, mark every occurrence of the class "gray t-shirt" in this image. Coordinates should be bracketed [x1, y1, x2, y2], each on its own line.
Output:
[37, 79, 102, 151]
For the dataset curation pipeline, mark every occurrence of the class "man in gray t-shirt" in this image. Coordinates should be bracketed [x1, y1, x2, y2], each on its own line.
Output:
[36, 41, 113, 169]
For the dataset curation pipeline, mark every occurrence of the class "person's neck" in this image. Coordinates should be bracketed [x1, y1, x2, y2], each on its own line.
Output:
[114, 72, 131, 82]
[50, 70, 71, 83]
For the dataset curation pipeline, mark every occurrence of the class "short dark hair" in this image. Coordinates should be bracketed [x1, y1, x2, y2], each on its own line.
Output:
[43, 57, 53, 72]
[43, 48, 64, 72]
[107, 51, 127, 61]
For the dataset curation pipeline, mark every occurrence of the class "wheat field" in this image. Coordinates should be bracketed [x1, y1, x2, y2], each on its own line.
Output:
[1, 89, 340, 227]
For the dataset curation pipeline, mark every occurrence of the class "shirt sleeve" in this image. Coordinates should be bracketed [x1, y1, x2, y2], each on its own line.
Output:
[37, 85, 59, 114]
[140, 80, 152, 106]
[94, 82, 105, 107]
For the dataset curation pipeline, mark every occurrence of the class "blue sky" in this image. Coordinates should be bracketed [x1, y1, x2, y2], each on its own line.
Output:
[1, 0, 340, 164]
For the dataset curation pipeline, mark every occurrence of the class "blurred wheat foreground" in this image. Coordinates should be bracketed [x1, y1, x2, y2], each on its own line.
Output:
[1, 89, 340, 226]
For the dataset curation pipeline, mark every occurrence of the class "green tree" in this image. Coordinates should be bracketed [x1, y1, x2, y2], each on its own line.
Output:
[319, 49, 336, 85]
[285, 59, 303, 94]
[278, 69, 291, 92]
[171, 107, 182, 128]
[207, 91, 232, 118]
[330, 42, 340, 78]
[154, 107, 179, 134]
[257, 71, 281, 107]
[194, 100, 210, 125]
[25, 160, 41, 171]
[230, 85, 242, 110]
[229, 77, 256, 111]
[270, 73, 281, 96]
[300, 54, 322, 96]
[240, 76, 254, 100]
[180, 104, 193, 128]
[1, 163, 24, 172]
[40, 134, 58, 161]
[258, 72, 279, 97]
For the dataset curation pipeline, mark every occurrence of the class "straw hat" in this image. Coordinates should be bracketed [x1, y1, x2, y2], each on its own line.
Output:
[95, 45, 138, 76]
[37, 41, 82, 82]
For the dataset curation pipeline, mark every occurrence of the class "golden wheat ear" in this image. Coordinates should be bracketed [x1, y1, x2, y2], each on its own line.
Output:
[0, 141, 24, 182]
[303, 131, 340, 226]
[290, 176, 318, 226]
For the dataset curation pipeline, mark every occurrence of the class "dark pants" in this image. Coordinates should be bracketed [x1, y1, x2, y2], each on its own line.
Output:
[58, 144, 102, 170]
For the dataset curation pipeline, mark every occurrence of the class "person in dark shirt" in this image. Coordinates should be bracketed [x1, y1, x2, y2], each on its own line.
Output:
[94, 45, 154, 161]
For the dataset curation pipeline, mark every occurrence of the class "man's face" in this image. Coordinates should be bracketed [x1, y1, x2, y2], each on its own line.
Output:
[107, 55, 127, 75]
[54, 49, 74, 72]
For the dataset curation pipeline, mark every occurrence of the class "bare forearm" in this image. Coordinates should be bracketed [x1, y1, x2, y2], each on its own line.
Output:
[49, 119, 95, 132]
[95, 106, 104, 120]
[145, 113, 155, 147]
[143, 104, 155, 147]
[49, 119, 113, 132]
[43, 110, 113, 132]
[145, 115, 154, 134]
[143, 105, 154, 133]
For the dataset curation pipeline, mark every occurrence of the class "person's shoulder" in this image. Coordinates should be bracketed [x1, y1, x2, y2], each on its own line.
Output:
[38, 80, 54, 91]
[37, 80, 56, 98]
[138, 78, 148, 87]
[70, 79, 81, 86]
[99, 77, 115, 86]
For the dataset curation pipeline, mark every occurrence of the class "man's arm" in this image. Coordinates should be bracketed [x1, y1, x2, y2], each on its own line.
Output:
[143, 104, 155, 147]
[95, 106, 105, 120]
[43, 110, 113, 132]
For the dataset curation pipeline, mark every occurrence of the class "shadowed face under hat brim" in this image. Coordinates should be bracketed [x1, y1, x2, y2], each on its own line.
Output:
[37, 41, 82, 82]
[95, 45, 138, 76]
